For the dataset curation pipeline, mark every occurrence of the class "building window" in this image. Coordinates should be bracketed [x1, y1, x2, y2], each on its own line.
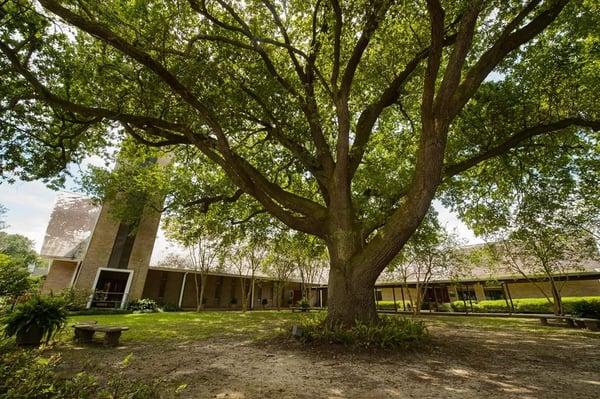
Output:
[107, 223, 137, 270]
[456, 286, 477, 301]
[158, 271, 168, 298]
[214, 276, 222, 300]
[374, 289, 383, 301]
[484, 287, 504, 300]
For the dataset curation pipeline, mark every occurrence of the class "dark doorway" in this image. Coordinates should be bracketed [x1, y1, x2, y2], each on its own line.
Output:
[91, 269, 132, 308]
[424, 286, 450, 304]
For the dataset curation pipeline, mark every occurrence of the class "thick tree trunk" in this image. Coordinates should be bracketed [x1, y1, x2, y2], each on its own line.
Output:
[325, 267, 378, 327]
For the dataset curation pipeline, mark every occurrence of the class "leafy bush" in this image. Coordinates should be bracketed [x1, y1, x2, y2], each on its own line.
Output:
[57, 288, 91, 311]
[449, 297, 600, 315]
[3, 295, 67, 344]
[298, 298, 310, 309]
[298, 313, 429, 350]
[127, 298, 158, 312]
[376, 301, 399, 310]
[0, 345, 161, 398]
[0, 254, 32, 307]
[572, 300, 600, 319]
[160, 303, 181, 312]
[437, 303, 453, 312]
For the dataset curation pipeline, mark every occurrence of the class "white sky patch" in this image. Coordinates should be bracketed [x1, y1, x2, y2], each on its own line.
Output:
[1, 168, 483, 258]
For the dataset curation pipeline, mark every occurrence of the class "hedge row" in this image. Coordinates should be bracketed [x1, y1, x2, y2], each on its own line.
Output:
[450, 296, 600, 315]
[377, 297, 600, 316]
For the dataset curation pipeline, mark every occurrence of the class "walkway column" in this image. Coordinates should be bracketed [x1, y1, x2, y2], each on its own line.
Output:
[392, 286, 398, 313]
[178, 272, 188, 308]
[400, 285, 406, 311]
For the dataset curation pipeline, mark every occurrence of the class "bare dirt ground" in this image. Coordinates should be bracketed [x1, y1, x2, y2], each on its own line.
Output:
[56, 319, 600, 399]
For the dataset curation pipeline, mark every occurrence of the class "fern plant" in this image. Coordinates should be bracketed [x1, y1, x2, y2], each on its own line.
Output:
[3, 295, 67, 344]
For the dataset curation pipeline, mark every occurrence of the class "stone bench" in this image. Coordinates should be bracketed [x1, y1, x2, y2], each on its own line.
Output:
[73, 323, 130, 347]
[575, 318, 600, 331]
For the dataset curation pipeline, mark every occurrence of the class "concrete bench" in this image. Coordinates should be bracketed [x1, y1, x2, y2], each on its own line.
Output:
[575, 318, 600, 331]
[73, 323, 129, 347]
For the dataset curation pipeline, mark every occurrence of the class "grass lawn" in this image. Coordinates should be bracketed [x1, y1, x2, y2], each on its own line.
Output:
[36, 310, 600, 398]
[62, 309, 600, 344]
[64, 310, 309, 342]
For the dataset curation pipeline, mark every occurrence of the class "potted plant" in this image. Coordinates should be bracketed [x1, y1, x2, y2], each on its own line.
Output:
[3, 295, 67, 346]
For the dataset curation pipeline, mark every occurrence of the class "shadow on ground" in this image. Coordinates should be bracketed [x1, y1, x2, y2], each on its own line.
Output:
[55, 317, 600, 399]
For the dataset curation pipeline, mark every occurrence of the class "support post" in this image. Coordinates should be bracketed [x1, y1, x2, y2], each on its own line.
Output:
[319, 289, 323, 308]
[400, 285, 406, 311]
[178, 272, 188, 309]
[392, 286, 398, 313]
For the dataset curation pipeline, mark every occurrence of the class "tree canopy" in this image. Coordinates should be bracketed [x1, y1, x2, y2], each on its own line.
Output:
[1, 0, 598, 324]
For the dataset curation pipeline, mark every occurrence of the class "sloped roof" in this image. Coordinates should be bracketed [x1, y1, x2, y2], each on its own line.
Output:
[40, 192, 101, 260]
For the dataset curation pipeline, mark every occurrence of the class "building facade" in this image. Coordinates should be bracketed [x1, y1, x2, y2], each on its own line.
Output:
[40, 192, 323, 310]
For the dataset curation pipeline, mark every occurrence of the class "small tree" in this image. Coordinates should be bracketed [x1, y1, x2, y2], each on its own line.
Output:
[163, 217, 223, 311]
[0, 232, 43, 269]
[262, 236, 297, 310]
[0, 254, 32, 310]
[226, 239, 265, 312]
[289, 235, 328, 303]
[480, 183, 600, 315]
[487, 227, 597, 315]
[387, 213, 462, 314]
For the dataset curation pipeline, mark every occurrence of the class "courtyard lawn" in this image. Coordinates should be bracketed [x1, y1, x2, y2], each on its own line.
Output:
[64, 310, 309, 342]
[31, 311, 599, 398]
[47, 310, 600, 399]
[63, 310, 599, 344]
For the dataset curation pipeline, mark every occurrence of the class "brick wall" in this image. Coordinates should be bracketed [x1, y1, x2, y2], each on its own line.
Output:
[42, 260, 78, 294]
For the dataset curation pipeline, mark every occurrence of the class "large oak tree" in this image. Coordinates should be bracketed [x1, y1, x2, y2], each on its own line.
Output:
[1, 0, 598, 325]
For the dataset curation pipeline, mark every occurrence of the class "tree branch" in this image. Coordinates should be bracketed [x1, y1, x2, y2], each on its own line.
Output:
[444, 118, 600, 177]
[449, 0, 569, 119]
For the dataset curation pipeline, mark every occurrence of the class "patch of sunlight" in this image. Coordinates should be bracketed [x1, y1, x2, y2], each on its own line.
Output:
[215, 391, 245, 398]
[484, 379, 537, 393]
[444, 387, 469, 393]
[410, 370, 435, 381]
[328, 388, 345, 397]
[449, 368, 472, 377]
[382, 388, 403, 397]
[577, 379, 600, 386]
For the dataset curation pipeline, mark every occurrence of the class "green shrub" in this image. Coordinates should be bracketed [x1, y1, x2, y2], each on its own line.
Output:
[376, 301, 399, 310]
[449, 297, 600, 315]
[299, 313, 429, 350]
[0, 345, 161, 398]
[3, 295, 67, 344]
[571, 300, 600, 319]
[437, 303, 453, 312]
[298, 298, 310, 310]
[0, 254, 32, 308]
[57, 288, 91, 311]
[160, 303, 181, 312]
[127, 298, 158, 312]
